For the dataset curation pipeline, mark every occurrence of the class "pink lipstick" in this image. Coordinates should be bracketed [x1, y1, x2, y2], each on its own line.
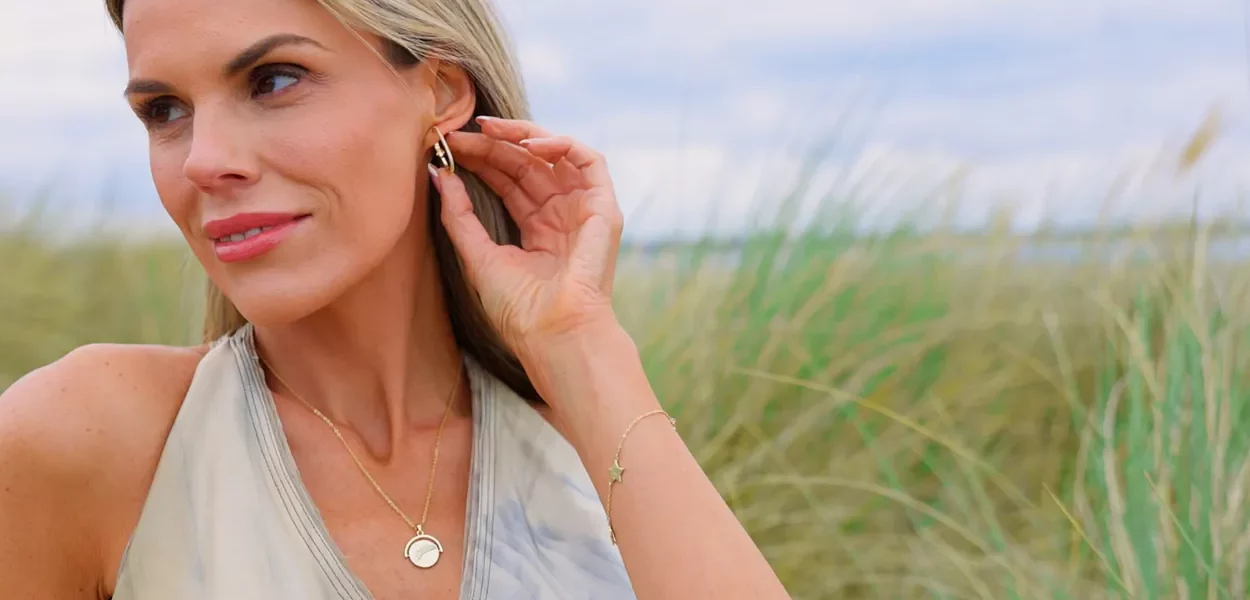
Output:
[204, 212, 309, 263]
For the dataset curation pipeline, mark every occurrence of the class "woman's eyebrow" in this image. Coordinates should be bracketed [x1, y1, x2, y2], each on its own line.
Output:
[123, 33, 329, 97]
[123, 79, 173, 97]
[223, 33, 329, 77]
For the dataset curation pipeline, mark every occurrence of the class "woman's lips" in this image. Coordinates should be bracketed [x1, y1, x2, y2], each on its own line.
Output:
[204, 212, 310, 263]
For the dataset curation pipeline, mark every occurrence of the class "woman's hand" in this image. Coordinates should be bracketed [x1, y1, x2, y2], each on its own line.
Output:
[431, 116, 627, 370]
[435, 120, 792, 600]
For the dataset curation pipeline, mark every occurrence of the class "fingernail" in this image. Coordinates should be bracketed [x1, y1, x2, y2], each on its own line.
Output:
[427, 163, 443, 191]
[518, 139, 532, 147]
[475, 115, 496, 123]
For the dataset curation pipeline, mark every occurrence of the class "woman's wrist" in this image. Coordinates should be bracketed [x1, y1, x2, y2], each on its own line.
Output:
[516, 310, 631, 400]
[518, 318, 663, 454]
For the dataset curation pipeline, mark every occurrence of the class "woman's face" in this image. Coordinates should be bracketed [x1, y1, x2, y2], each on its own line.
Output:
[121, 0, 466, 324]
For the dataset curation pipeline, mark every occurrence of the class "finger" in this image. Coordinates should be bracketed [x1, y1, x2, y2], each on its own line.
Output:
[448, 132, 563, 205]
[474, 116, 553, 143]
[570, 211, 621, 295]
[517, 136, 612, 189]
[552, 158, 581, 190]
[457, 159, 540, 222]
[592, 194, 625, 294]
[569, 192, 624, 291]
[430, 165, 493, 279]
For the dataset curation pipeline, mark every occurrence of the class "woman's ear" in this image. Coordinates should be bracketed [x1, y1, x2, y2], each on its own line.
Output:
[420, 58, 477, 141]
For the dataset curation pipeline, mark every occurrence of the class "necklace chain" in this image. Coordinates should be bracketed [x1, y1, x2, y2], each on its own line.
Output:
[258, 354, 463, 536]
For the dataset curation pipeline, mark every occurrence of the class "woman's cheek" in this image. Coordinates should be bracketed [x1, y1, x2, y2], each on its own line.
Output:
[150, 148, 199, 230]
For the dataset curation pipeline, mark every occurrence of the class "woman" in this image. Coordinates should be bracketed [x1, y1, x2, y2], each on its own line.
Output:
[0, 0, 790, 598]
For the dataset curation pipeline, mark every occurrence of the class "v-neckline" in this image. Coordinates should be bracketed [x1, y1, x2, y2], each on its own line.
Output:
[231, 324, 496, 600]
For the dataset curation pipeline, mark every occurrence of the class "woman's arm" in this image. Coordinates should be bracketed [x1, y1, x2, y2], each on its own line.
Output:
[0, 352, 114, 600]
[435, 115, 789, 598]
[0, 344, 200, 599]
[525, 322, 791, 599]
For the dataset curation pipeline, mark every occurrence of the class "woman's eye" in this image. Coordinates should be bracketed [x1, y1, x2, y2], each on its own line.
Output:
[158, 104, 189, 123]
[139, 98, 189, 126]
[253, 66, 304, 96]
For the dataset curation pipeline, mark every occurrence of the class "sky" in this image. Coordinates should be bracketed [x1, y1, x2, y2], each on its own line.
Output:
[2, 0, 1250, 239]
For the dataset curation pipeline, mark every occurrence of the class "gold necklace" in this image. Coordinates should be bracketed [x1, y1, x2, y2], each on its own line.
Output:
[259, 355, 463, 570]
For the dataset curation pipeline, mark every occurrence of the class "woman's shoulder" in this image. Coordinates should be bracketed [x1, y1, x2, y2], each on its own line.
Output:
[1, 342, 209, 462]
[0, 342, 209, 590]
[0, 341, 209, 493]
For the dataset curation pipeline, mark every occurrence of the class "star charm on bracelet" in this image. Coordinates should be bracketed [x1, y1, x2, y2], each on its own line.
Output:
[604, 409, 677, 545]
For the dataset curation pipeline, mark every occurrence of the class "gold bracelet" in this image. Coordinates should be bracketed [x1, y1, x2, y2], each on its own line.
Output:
[605, 408, 677, 545]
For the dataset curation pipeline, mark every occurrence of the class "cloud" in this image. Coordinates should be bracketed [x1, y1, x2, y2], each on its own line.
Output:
[3, 0, 1249, 239]
[514, 40, 572, 86]
[634, 0, 1239, 47]
[493, 0, 1240, 68]
[869, 61, 1249, 158]
[0, 1, 126, 113]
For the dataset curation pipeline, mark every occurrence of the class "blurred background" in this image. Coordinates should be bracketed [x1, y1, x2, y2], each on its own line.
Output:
[5, 0, 1250, 597]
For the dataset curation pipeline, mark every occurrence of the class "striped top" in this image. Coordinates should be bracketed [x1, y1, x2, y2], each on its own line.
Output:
[112, 323, 635, 599]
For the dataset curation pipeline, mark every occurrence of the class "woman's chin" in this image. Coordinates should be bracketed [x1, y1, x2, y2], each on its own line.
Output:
[220, 283, 342, 328]
[208, 250, 390, 328]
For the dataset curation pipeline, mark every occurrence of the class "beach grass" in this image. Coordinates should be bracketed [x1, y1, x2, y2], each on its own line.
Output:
[4, 135, 1250, 597]
[614, 219, 1250, 599]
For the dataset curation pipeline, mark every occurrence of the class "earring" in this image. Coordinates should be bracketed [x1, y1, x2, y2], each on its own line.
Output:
[431, 126, 455, 175]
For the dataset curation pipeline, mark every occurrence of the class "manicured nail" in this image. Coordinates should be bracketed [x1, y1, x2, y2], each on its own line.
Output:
[475, 115, 496, 123]
[518, 138, 533, 147]
[427, 164, 442, 190]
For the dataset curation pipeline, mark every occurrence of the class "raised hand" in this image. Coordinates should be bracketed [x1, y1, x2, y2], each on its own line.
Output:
[430, 116, 626, 366]
[431, 120, 792, 600]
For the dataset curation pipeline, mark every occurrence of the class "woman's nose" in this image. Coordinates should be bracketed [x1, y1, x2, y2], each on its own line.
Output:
[182, 109, 260, 194]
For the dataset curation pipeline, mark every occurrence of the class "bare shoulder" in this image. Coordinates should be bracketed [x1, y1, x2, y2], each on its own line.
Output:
[0, 342, 208, 471]
[0, 342, 207, 599]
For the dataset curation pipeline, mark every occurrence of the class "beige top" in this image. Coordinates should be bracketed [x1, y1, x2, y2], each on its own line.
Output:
[111, 323, 635, 599]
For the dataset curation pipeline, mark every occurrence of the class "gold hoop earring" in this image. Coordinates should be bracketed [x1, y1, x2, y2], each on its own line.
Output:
[431, 126, 455, 175]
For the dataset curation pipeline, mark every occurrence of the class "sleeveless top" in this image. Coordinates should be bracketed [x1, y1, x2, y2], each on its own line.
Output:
[111, 324, 635, 599]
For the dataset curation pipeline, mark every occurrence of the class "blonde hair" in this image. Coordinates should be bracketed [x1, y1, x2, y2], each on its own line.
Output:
[105, 0, 541, 402]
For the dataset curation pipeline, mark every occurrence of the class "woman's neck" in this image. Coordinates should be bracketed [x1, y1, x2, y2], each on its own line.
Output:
[251, 230, 466, 464]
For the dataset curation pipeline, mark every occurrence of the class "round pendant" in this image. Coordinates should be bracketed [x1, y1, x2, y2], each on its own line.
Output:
[404, 533, 443, 569]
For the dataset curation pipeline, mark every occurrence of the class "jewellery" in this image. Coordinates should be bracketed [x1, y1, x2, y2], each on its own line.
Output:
[431, 126, 455, 175]
[605, 408, 677, 545]
[259, 355, 464, 569]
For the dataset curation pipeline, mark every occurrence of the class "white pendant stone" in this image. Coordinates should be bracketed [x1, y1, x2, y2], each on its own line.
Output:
[404, 534, 443, 569]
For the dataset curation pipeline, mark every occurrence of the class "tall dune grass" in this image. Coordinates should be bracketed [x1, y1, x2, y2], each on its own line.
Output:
[614, 218, 1250, 598]
[4, 127, 1250, 597]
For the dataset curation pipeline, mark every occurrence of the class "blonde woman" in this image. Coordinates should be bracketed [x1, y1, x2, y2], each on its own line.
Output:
[0, 0, 789, 598]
